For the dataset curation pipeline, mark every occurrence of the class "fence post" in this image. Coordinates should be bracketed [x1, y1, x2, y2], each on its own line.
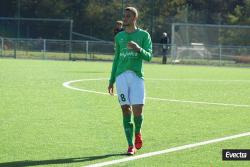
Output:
[69, 19, 73, 60]
[14, 39, 17, 59]
[171, 44, 177, 64]
[86, 41, 89, 58]
[43, 39, 46, 59]
[171, 23, 175, 62]
[0, 38, 3, 57]
[219, 45, 222, 65]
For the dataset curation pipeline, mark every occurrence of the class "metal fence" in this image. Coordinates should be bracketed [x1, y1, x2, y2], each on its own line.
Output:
[173, 44, 250, 65]
[0, 38, 165, 61]
[1, 37, 250, 66]
[0, 38, 114, 60]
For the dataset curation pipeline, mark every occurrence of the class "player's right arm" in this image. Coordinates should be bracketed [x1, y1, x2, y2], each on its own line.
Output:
[108, 37, 120, 95]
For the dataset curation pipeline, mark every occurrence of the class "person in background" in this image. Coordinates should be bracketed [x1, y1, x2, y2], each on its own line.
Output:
[114, 20, 124, 37]
[160, 32, 169, 64]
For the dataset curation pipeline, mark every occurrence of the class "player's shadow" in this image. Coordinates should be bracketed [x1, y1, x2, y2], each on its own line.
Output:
[0, 153, 127, 167]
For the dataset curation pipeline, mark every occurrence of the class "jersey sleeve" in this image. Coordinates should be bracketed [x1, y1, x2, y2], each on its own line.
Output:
[138, 32, 152, 62]
[109, 38, 120, 85]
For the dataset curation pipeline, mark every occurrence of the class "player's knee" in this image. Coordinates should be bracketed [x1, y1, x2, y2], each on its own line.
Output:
[121, 105, 131, 115]
[132, 104, 143, 116]
[132, 104, 143, 110]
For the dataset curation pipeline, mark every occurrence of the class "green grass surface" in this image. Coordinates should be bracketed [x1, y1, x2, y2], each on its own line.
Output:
[0, 58, 250, 167]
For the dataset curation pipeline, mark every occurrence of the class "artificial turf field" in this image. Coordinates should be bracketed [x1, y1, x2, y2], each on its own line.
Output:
[0, 58, 250, 167]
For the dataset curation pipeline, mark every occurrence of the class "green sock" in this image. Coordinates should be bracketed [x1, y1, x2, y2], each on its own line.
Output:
[134, 115, 143, 134]
[123, 115, 134, 146]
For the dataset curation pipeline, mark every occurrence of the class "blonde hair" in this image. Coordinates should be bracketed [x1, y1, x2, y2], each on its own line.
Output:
[125, 7, 138, 18]
[116, 20, 123, 25]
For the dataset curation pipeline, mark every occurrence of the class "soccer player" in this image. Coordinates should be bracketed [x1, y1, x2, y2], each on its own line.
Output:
[108, 7, 152, 155]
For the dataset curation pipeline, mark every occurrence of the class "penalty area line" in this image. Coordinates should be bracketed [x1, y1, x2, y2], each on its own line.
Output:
[83, 132, 250, 167]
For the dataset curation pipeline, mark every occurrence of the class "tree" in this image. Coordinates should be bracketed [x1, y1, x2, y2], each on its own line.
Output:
[0, 0, 250, 42]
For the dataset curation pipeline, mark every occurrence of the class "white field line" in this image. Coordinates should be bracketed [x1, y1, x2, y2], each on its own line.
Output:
[62, 78, 250, 108]
[62, 79, 250, 166]
[83, 132, 250, 167]
[146, 97, 250, 108]
[147, 78, 250, 83]
[63, 78, 109, 95]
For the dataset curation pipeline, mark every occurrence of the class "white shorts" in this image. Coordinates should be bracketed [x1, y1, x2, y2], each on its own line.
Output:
[115, 70, 145, 106]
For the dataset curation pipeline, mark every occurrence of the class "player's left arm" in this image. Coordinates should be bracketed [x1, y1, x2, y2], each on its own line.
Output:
[127, 32, 152, 62]
[138, 32, 152, 62]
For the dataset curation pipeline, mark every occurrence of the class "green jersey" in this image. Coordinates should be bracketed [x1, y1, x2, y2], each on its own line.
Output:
[109, 28, 152, 85]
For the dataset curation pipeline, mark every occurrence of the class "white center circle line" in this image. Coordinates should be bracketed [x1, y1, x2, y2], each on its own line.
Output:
[62, 78, 250, 166]
[62, 78, 250, 108]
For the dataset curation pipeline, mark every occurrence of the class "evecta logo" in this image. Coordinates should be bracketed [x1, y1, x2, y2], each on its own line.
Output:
[222, 149, 250, 161]
[120, 48, 138, 59]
